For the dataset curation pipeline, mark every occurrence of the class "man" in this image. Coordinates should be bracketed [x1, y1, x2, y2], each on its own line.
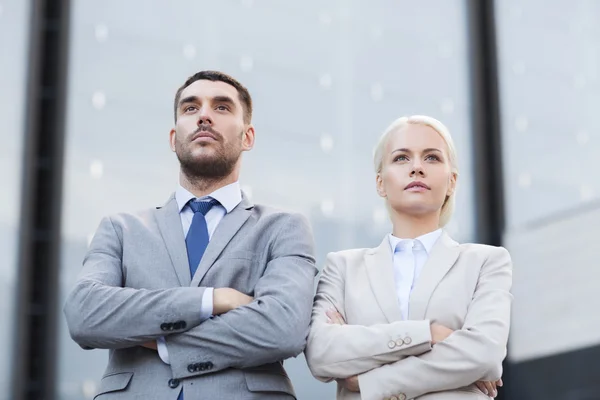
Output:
[64, 71, 317, 399]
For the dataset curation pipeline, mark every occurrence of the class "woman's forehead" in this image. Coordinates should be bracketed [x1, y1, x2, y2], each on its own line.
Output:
[386, 124, 447, 150]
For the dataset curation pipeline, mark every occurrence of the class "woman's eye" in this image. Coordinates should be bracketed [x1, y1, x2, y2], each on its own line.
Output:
[426, 154, 441, 161]
[394, 155, 408, 162]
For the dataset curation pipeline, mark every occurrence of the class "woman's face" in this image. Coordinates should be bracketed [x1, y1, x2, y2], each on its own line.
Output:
[376, 123, 457, 219]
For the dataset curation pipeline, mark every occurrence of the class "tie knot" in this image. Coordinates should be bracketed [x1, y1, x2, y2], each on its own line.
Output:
[188, 198, 219, 216]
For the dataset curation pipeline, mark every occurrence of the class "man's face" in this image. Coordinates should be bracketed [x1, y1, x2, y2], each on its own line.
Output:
[170, 79, 254, 179]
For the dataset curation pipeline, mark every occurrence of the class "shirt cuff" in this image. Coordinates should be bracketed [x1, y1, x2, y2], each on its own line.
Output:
[200, 287, 214, 320]
[157, 336, 170, 364]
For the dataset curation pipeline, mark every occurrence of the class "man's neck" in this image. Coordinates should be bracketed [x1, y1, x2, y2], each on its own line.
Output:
[179, 172, 238, 198]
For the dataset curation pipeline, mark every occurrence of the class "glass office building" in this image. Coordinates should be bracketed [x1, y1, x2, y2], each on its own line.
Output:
[2, 1, 599, 398]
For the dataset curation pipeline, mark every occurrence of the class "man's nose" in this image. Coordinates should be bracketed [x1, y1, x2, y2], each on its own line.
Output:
[197, 108, 213, 126]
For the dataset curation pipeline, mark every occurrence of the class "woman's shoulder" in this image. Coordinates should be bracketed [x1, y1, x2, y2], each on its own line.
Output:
[457, 241, 511, 260]
[325, 247, 372, 262]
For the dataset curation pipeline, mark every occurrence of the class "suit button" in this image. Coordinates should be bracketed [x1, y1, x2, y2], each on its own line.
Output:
[168, 379, 180, 389]
[174, 321, 187, 330]
[161, 323, 169, 331]
[396, 339, 404, 347]
[168, 323, 175, 331]
[187, 364, 195, 373]
[390, 397, 399, 400]
[387, 340, 396, 349]
[399, 394, 407, 400]
[404, 337, 412, 345]
[206, 362, 213, 370]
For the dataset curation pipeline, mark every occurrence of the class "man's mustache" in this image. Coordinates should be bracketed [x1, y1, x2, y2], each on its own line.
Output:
[191, 125, 222, 141]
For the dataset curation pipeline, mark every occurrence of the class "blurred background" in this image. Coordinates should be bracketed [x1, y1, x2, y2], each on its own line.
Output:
[2, 0, 599, 399]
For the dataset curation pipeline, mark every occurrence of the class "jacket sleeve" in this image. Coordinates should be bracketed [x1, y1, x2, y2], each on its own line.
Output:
[305, 252, 432, 381]
[164, 213, 319, 379]
[63, 216, 207, 349]
[357, 247, 513, 400]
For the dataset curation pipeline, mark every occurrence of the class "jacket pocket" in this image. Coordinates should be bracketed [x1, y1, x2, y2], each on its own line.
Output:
[94, 372, 134, 399]
[244, 371, 296, 398]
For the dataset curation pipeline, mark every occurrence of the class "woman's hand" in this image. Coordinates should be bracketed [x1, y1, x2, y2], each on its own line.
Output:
[339, 375, 360, 392]
[326, 308, 346, 325]
[475, 379, 503, 397]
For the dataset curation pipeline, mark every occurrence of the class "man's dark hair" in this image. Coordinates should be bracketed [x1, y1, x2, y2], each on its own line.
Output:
[173, 70, 253, 124]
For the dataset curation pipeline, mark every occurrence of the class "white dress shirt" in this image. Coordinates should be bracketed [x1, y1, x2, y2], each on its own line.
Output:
[157, 181, 242, 364]
[388, 229, 443, 320]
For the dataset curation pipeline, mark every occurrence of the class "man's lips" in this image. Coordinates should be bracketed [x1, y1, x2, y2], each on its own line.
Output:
[192, 131, 217, 141]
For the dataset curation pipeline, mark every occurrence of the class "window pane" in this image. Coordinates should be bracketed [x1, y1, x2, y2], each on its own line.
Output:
[497, 0, 600, 229]
[0, 0, 29, 389]
[497, 0, 600, 386]
[58, 1, 474, 399]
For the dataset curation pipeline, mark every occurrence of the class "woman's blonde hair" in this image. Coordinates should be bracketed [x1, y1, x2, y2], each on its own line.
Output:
[373, 115, 459, 227]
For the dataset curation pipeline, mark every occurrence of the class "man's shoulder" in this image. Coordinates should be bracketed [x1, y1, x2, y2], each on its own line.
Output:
[248, 203, 313, 239]
[100, 206, 161, 229]
[250, 203, 309, 223]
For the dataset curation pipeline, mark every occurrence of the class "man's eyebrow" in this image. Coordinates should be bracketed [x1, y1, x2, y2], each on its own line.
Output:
[178, 95, 199, 107]
[212, 95, 236, 106]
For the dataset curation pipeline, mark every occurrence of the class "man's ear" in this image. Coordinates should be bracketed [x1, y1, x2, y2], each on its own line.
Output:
[242, 124, 255, 151]
[169, 128, 177, 152]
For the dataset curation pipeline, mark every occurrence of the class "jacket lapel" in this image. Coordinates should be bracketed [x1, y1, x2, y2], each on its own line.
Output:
[365, 238, 403, 323]
[409, 231, 460, 320]
[191, 194, 254, 287]
[154, 194, 191, 287]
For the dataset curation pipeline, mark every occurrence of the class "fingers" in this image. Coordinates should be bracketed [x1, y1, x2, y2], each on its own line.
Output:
[327, 310, 342, 324]
[497, 378, 503, 387]
[325, 308, 346, 325]
[475, 382, 487, 396]
[484, 381, 497, 398]
[475, 381, 497, 398]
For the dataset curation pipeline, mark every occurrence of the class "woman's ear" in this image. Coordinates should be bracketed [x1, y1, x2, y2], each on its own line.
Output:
[376, 173, 386, 198]
[447, 171, 457, 197]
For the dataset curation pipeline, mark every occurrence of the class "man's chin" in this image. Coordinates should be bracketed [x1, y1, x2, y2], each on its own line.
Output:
[181, 159, 235, 180]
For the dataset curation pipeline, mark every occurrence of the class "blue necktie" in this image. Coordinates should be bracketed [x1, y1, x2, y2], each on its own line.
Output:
[179, 198, 219, 400]
[186, 198, 219, 278]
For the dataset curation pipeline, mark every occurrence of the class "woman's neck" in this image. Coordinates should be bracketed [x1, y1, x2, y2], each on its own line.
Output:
[390, 211, 440, 239]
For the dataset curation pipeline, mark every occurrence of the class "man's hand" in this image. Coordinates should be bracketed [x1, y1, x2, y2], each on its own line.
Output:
[475, 378, 503, 398]
[430, 323, 454, 345]
[140, 341, 157, 350]
[213, 288, 253, 315]
[337, 375, 360, 392]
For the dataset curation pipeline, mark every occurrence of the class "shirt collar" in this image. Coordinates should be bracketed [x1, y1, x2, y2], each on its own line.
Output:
[388, 228, 443, 254]
[175, 181, 242, 214]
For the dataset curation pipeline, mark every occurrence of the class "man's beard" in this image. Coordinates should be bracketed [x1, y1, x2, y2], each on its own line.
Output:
[175, 130, 242, 181]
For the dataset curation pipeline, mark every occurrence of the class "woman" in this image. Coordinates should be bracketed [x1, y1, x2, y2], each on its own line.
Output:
[305, 115, 512, 400]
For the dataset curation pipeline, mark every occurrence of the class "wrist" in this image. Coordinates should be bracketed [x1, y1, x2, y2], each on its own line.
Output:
[213, 288, 231, 315]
